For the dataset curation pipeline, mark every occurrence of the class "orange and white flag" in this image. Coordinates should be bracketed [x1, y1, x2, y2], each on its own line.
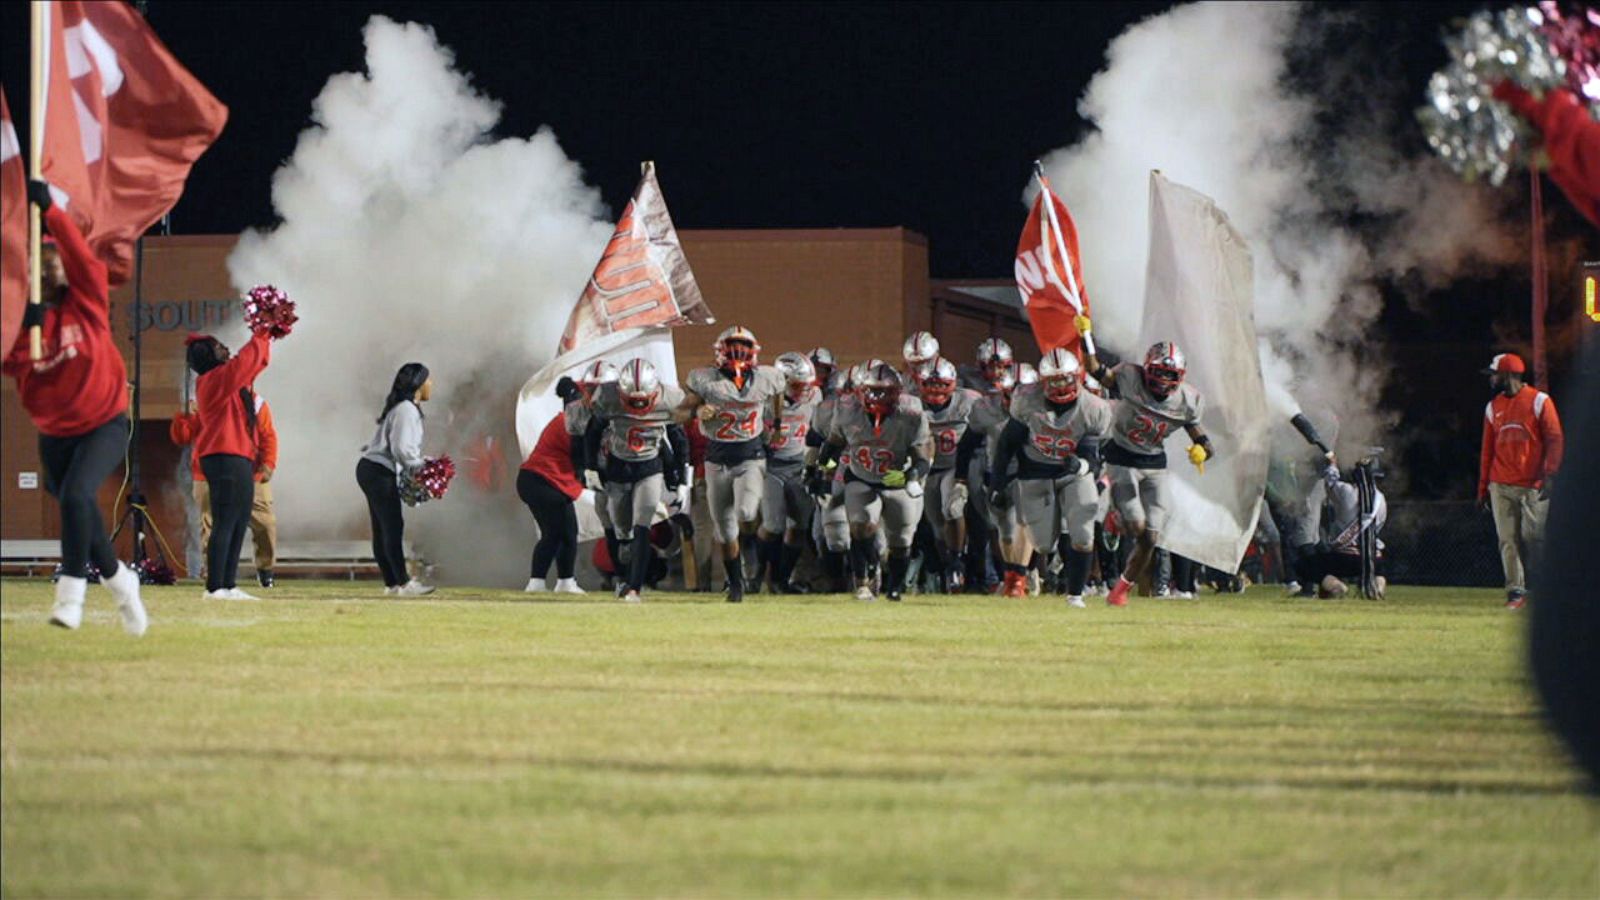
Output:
[1016, 164, 1093, 358]
[558, 161, 713, 354]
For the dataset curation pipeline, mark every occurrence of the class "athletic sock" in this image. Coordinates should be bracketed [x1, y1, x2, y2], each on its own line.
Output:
[1064, 547, 1092, 597]
[758, 535, 783, 590]
[823, 549, 846, 588]
[628, 526, 652, 592]
[604, 529, 621, 580]
[849, 537, 872, 582]
[885, 549, 910, 598]
[777, 542, 803, 588]
[723, 556, 745, 601]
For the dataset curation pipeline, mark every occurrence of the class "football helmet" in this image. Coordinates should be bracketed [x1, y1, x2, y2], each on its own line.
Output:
[617, 358, 661, 414]
[578, 360, 618, 401]
[977, 337, 1013, 380]
[903, 331, 940, 368]
[1016, 362, 1039, 385]
[1143, 341, 1186, 398]
[1038, 348, 1082, 404]
[919, 357, 958, 406]
[857, 362, 903, 419]
[714, 325, 761, 371]
[827, 369, 852, 397]
[775, 351, 816, 400]
[808, 347, 836, 384]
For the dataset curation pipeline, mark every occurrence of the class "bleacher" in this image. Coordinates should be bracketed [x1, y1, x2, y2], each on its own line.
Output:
[1, 540, 415, 580]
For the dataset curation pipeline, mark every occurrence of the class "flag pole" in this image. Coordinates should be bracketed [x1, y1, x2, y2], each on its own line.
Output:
[1031, 160, 1094, 356]
[27, 0, 44, 361]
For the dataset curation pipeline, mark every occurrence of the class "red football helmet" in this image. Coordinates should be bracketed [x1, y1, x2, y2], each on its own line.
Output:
[857, 362, 903, 420]
[1038, 348, 1081, 404]
[919, 358, 958, 406]
[1143, 341, 1186, 398]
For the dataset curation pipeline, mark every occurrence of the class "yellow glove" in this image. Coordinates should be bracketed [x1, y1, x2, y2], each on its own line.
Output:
[882, 469, 908, 488]
[821, 458, 837, 473]
[1074, 314, 1092, 336]
[1187, 443, 1208, 474]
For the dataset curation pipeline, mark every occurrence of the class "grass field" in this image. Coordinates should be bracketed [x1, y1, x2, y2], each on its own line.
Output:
[2, 578, 1596, 898]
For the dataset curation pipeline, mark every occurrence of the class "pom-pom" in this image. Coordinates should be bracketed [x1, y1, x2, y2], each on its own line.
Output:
[1534, 2, 1600, 103]
[400, 455, 457, 507]
[241, 284, 298, 339]
[1417, 7, 1572, 186]
[133, 557, 178, 586]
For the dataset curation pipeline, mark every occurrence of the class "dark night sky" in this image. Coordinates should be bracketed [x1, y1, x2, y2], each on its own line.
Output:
[2, 0, 1502, 277]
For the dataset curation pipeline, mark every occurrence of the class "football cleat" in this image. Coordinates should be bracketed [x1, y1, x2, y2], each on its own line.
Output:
[1106, 577, 1131, 607]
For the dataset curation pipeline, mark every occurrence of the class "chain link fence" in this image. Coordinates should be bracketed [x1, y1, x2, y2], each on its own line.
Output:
[1380, 501, 1504, 587]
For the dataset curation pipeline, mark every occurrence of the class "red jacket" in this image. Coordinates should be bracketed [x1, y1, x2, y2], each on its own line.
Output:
[2, 206, 129, 437]
[172, 396, 277, 482]
[1479, 385, 1563, 498]
[195, 332, 271, 461]
[521, 413, 583, 500]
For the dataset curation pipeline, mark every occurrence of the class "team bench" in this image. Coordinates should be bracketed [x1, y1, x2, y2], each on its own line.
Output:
[1, 540, 417, 581]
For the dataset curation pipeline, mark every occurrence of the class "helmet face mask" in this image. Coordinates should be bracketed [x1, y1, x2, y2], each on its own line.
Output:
[978, 338, 1013, 381]
[618, 359, 660, 414]
[715, 326, 761, 376]
[775, 351, 815, 401]
[858, 362, 902, 421]
[1039, 348, 1081, 404]
[1143, 341, 1186, 398]
[919, 358, 958, 406]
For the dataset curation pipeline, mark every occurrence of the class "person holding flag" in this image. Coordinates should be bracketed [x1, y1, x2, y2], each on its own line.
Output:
[3, 180, 146, 635]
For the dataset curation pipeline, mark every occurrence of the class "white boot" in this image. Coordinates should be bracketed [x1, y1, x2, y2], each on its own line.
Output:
[51, 575, 88, 629]
[105, 562, 149, 636]
[554, 578, 585, 594]
[524, 577, 547, 593]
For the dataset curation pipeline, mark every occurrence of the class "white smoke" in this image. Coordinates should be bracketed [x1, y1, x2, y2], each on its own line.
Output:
[1038, 1, 1520, 460]
[228, 17, 613, 585]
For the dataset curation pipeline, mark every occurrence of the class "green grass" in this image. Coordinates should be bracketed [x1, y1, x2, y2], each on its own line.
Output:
[2, 579, 1596, 898]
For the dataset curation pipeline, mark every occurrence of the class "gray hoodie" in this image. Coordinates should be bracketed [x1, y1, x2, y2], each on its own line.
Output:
[362, 401, 425, 475]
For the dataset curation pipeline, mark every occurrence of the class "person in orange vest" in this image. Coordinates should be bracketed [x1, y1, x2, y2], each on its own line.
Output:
[171, 391, 279, 587]
[1478, 353, 1564, 610]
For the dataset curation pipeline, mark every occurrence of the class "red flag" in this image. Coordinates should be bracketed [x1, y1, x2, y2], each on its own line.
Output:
[1015, 170, 1092, 357]
[559, 162, 713, 354]
[38, 1, 227, 284]
[1, 89, 25, 353]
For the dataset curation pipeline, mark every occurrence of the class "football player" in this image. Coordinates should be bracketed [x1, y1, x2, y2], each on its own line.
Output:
[967, 362, 1037, 596]
[917, 358, 983, 592]
[1077, 318, 1214, 607]
[567, 360, 620, 566]
[809, 347, 837, 396]
[902, 331, 940, 392]
[679, 326, 788, 602]
[990, 349, 1112, 608]
[758, 352, 822, 593]
[807, 366, 857, 591]
[813, 362, 931, 601]
[584, 358, 687, 603]
[959, 337, 1014, 393]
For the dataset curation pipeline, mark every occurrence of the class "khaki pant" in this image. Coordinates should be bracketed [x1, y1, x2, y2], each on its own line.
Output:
[688, 479, 719, 590]
[1489, 482, 1545, 593]
[195, 480, 277, 572]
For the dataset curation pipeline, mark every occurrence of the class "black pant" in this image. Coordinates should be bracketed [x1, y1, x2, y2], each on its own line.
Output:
[1296, 549, 1378, 585]
[517, 469, 577, 580]
[39, 415, 128, 579]
[201, 454, 255, 591]
[357, 458, 408, 587]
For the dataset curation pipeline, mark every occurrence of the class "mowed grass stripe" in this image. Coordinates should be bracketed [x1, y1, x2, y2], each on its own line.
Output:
[3, 579, 1595, 897]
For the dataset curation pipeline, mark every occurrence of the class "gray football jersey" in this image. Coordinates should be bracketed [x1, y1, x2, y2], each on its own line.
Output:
[827, 395, 930, 485]
[968, 394, 1014, 471]
[1107, 363, 1204, 455]
[1008, 384, 1113, 467]
[594, 383, 685, 463]
[925, 388, 982, 470]
[767, 384, 822, 464]
[687, 365, 787, 444]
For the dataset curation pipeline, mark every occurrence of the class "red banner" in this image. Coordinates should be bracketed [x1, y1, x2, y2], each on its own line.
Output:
[1015, 174, 1091, 357]
[559, 162, 713, 353]
[1, 89, 24, 353]
[39, 1, 227, 284]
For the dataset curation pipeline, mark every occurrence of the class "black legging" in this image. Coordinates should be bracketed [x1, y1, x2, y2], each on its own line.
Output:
[39, 415, 128, 579]
[517, 469, 578, 580]
[201, 453, 255, 591]
[356, 458, 408, 587]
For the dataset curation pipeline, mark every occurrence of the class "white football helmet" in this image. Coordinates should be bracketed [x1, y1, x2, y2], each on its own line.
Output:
[617, 358, 661, 413]
[1038, 348, 1082, 404]
[903, 331, 940, 367]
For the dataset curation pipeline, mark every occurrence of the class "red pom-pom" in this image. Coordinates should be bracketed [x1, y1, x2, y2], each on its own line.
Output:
[241, 284, 298, 339]
[400, 455, 457, 506]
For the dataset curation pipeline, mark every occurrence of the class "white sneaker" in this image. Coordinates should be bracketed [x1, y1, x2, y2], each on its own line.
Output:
[1283, 581, 1302, 596]
[1027, 570, 1042, 596]
[1066, 595, 1086, 608]
[202, 589, 229, 600]
[51, 575, 88, 629]
[397, 579, 436, 596]
[524, 577, 547, 593]
[554, 578, 585, 594]
[1177, 590, 1196, 601]
[224, 588, 261, 601]
[621, 589, 642, 604]
[855, 584, 876, 602]
[105, 562, 148, 636]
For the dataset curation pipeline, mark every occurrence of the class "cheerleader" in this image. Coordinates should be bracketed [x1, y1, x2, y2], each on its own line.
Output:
[517, 377, 585, 593]
[358, 363, 437, 596]
[187, 331, 273, 600]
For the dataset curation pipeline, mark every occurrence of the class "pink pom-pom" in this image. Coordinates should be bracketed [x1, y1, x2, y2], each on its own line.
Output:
[241, 284, 298, 339]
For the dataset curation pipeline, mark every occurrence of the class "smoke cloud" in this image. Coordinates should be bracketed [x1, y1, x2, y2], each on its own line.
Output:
[228, 16, 612, 586]
[1037, 1, 1520, 459]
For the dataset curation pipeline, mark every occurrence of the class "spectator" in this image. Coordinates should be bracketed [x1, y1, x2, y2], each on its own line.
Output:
[1478, 353, 1563, 610]
[358, 363, 436, 597]
[170, 392, 279, 587]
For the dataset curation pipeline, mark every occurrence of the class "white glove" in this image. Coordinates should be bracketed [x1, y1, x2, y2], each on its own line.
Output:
[584, 471, 604, 491]
[948, 481, 969, 518]
[674, 484, 689, 511]
[905, 480, 925, 500]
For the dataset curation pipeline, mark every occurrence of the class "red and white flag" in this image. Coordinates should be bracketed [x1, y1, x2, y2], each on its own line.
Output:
[37, 0, 227, 284]
[1015, 165, 1093, 358]
[1, 89, 26, 352]
[557, 161, 713, 354]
